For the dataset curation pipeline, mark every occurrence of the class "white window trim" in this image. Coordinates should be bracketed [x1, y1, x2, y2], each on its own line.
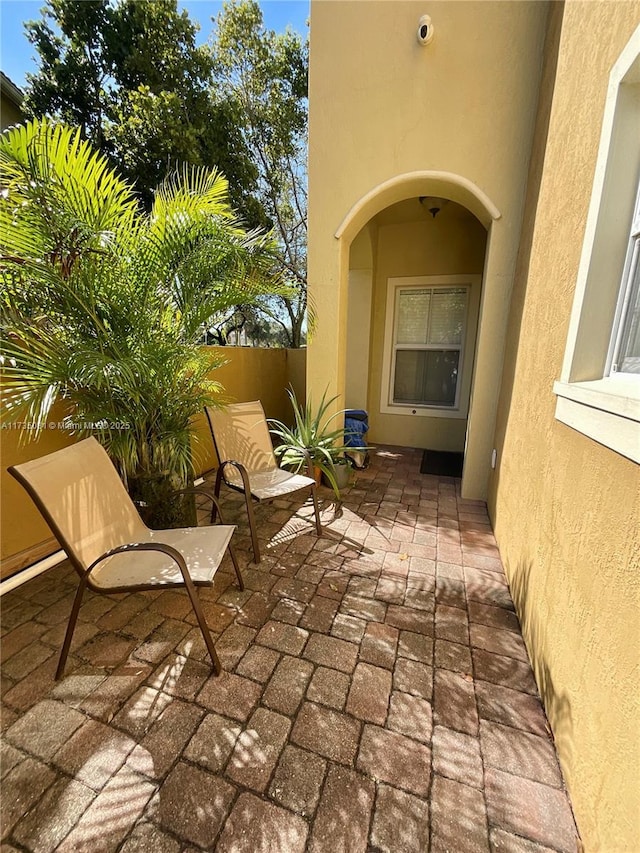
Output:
[380, 274, 480, 420]
[554, 25, 640, 463]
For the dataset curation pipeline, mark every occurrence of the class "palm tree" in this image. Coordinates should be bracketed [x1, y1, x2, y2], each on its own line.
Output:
[0, 119, 286, 526]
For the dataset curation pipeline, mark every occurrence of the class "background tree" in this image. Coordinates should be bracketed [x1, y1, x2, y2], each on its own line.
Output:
[210, 0, 309, 347]
[204, 305, 289, 347]
[23, 0, 111, 148]
[22, 0, 260, 217]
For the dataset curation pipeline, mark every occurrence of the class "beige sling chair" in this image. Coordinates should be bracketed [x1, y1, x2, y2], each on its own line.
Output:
[205, 401, 322, 564]
[8, 436, 244, 680]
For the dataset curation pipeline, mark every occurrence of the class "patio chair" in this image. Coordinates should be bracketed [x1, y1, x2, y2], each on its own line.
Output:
[205, 401, 322, 564]
[8, 437, 244, 680]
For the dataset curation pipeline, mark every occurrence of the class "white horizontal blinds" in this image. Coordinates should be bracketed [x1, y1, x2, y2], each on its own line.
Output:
[396, 289, 430, 344]
[393, 286, 468, 407]
[428, 289, 466, 345]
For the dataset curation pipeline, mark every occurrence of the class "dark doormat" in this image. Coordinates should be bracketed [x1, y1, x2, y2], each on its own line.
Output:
[420, 449, 464, 478]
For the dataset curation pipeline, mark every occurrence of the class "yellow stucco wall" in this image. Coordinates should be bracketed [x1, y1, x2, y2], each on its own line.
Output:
[1, 347, 306, 576]
[308, 0, 550, 499]
[190, 347, 307, 474]
[1, 401, 79, 575]
[489, 3, 640, 851]
[0, 98, 22, 132]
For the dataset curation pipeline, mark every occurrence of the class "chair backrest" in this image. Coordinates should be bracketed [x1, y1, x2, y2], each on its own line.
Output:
[206, 401, 276, 472]
[9, 437, 147, 573]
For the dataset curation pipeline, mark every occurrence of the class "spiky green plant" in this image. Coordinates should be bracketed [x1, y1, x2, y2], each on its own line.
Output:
[0, 119, 287, 526]
[268, 387, 351, 498]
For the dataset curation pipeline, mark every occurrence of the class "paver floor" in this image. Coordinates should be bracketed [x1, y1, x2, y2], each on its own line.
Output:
[1, 446, 580, 852]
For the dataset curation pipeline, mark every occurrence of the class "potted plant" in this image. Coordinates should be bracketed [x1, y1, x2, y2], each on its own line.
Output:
[269, 387, 351, 498]
[329, 452, 352, 492]
[0, 120, 285, 527]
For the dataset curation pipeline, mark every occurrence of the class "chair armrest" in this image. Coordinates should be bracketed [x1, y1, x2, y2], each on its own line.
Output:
[84, 541, 192, 588]
[274, 447, 315, 479]
[219, 459, 253, 496]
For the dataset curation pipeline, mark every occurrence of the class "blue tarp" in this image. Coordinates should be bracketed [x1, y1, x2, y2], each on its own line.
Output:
[344, 409, 368, 449]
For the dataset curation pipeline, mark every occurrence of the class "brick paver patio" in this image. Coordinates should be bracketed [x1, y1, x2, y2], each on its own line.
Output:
[1, 446, 580, 852]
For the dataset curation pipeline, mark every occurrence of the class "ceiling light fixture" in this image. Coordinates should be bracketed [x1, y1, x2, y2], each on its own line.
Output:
[419, 196, 449, 218]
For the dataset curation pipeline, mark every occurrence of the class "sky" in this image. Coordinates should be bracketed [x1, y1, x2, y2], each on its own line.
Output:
[0, 0, 309, 90]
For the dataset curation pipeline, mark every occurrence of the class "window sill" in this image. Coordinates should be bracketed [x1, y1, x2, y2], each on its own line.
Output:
[553, 377, 640, 462]
[379, 403, 468, 419]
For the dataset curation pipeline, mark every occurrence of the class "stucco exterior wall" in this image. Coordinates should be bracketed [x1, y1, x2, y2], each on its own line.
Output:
[489, 3, 640, 850]
[308, 0, 550, 499]
[1, 347, 306, 578]
[1, 401, 80, 577]
[0, 98, 22, 133]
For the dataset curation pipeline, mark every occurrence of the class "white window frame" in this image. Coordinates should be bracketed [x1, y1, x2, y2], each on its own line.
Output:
[608, 178, 640, 375]
[553, 25, 640, 463]
[380, 274, 480, 419]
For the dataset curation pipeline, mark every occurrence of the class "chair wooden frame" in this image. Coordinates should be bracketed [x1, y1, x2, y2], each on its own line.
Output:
[9, 441, 244, 680]
[205, 402, 322, 564]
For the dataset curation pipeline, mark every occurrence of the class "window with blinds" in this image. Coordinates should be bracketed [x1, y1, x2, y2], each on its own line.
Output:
[391, 286, 468, 407]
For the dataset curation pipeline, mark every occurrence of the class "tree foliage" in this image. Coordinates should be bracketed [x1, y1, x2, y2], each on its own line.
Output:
[20, 0, 310, 347]
[0, 120, 285, 523]
[210, 0, 309, 347]
[204, 304, 290, 347]
[22, 0, 260, 216]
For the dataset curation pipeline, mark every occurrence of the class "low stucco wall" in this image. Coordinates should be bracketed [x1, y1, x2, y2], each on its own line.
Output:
[190, 347, 306, 474]
[489, 3, 640, 850]
[1, 347, 306, 578]
[1, 401, 79, 577]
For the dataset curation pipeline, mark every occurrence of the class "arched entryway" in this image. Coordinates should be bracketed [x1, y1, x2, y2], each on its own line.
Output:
[330, 171, 503, 499]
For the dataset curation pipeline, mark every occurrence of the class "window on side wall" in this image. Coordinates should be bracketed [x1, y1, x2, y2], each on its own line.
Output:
[553, 25, 640, 462]
[609, 181, 640, 376]
[380, 275, 480, 420]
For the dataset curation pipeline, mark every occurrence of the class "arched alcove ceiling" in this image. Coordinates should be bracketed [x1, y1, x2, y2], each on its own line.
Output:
[335, 171, 501, 243]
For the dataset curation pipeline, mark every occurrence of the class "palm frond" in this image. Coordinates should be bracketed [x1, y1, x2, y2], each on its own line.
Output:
[1, 121, 284, 500]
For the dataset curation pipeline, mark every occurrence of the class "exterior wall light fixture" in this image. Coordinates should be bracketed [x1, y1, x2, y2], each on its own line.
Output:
[417, 15, 434, 46]
[419, 196, 448, 217]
